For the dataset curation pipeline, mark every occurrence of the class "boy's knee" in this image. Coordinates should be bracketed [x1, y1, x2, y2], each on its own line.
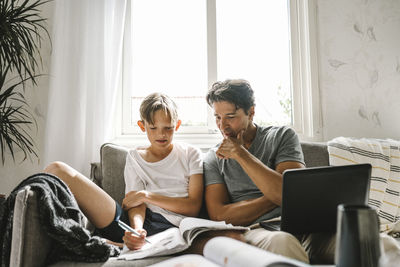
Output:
[44, 161, 71, 178]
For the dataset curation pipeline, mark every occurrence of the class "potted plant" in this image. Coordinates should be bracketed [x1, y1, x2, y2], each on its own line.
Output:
[0, 0, 51, 164]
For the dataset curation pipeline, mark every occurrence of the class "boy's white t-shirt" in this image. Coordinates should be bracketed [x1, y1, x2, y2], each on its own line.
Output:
[124, 142, 203, 226]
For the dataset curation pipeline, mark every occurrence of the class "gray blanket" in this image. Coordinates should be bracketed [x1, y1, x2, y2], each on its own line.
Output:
[0, 173, 120, 266]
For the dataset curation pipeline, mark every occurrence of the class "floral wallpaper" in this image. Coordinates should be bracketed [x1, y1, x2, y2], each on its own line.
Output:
[317, 0, 400, 140]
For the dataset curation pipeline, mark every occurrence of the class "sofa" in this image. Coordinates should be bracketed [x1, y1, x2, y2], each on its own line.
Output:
[8, 141, 330, 266]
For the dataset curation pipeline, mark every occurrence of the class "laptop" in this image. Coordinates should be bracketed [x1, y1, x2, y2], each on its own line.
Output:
[260, 164, 371, 234]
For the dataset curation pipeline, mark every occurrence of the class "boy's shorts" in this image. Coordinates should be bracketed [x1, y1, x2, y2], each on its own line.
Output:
[95, 201, 175, 242]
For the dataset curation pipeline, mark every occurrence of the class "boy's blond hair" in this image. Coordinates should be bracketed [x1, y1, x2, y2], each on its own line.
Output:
[140, 93, 178, 125]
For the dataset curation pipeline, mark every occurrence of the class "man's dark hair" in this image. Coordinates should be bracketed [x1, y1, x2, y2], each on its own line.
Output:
[206, 79, 255, 114]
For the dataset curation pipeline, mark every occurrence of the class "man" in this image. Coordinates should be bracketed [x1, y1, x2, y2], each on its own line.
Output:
[203, 79, 334, 264]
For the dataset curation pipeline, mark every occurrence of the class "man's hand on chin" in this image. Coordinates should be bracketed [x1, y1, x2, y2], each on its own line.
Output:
[216, 130, 245, 159]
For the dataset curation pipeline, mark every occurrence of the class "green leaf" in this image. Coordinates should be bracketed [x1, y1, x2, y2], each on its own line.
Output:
[0, 0, 51, 164]
[0, 0, 51, 85]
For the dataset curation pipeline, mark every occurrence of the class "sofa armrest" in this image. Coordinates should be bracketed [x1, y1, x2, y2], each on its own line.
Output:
[100, 143, 129, 205]
[10, 187, 170, 267]
[90, 162, 103, 188]
[10, 187, 52, 267]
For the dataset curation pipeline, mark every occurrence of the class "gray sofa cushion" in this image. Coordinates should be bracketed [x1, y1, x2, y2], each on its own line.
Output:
[300, 141, 329, 167]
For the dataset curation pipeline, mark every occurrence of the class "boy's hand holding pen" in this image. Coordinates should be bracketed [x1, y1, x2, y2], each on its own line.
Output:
[118, 220, 151, 250]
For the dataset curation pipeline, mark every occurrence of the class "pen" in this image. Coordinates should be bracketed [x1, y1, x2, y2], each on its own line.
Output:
[118, 220, 152, 244]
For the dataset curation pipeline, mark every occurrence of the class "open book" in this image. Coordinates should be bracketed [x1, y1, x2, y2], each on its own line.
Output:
[118, 217, 248, 260]
[148, 236, 311, 267]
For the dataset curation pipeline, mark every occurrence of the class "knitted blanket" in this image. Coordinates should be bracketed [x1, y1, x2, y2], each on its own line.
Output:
[0, 173, 120, 266]
[328, 137, 400, 235]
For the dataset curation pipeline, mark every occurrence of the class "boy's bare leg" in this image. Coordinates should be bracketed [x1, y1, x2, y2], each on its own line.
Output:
[44, 161, 116, 229]
[182, 230, 246, 255]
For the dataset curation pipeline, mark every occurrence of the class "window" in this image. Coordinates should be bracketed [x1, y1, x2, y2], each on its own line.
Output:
[119, 0, 321, 146]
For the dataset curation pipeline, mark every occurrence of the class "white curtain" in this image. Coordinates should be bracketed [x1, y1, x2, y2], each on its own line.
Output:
[44, 0, 126, 176]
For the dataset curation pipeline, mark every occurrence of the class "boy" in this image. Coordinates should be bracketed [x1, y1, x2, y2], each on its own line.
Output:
[44, 93, 203, 251]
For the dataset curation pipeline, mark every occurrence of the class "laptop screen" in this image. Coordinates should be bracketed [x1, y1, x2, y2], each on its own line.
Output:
[280, 164, 371, 234]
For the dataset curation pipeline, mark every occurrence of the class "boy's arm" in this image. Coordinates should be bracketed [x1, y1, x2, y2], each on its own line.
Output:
[128, 203, 146, 229]
[123, 203, 147, 250]
[205, 183, 277, 226]
[123, 173, 203, 217]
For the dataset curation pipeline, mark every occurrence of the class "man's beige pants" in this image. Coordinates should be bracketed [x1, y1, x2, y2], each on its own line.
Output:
[244, 227, 400, 264]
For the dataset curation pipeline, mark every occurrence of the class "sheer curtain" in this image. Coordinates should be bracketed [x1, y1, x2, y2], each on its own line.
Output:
[44, 0, 126, 176]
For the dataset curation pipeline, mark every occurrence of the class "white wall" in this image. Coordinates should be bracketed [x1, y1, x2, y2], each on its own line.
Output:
[0, 2, 54, 195]
[317, 0, 400, 141]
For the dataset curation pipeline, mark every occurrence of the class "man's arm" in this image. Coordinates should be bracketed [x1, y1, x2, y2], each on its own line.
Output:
[205, 160, 303, 225]
[234, 151, 304, 205]
[205, 183, 277, 226]
[216, 131, 304, 206]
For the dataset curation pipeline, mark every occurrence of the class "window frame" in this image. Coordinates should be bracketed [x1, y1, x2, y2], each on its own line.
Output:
[289, 0, 322, 141]
[114, 0, 322, 148]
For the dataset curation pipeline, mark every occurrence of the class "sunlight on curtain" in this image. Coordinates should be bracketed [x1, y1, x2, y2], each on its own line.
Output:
[44, 0, 126, 176]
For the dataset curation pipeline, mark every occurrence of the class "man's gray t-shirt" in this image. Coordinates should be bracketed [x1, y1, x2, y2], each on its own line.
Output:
[203, 125, 304, 224]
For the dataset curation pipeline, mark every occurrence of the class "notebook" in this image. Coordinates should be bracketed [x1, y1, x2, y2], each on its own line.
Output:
[260, 164, 371, 234]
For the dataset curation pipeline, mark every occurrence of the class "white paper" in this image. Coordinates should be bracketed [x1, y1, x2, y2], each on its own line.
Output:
[118, 217, 248, 261]
[118, 227, 187, 260]
[203, 237, 311, 267]
[148, 254, 220, 267]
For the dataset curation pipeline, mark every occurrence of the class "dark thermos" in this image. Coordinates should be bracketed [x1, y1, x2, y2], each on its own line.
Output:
[335, 204, 381, 267]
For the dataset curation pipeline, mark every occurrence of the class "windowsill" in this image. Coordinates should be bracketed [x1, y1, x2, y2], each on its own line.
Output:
[112, 133, 223, 152]
[112, 129, 323, 153]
